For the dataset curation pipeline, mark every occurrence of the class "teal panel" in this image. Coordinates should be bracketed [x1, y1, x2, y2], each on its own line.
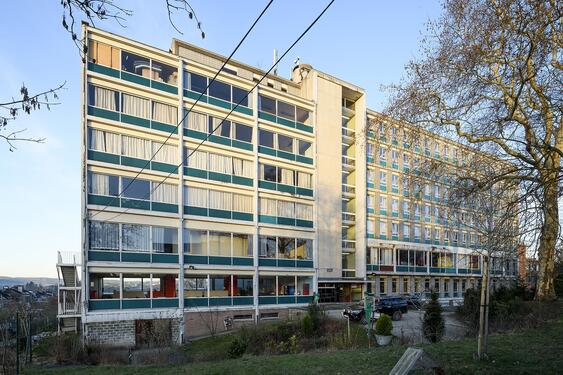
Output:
[121, 156, 148, 169]
[208, 172, 231, 183]
[258, 258, 277, 267]
[209, 297, 232, 306]
[88, 250, 120, 262]
[152, 298, 179, 308]
[152, 121, 177, 134]
[122, 252, 150, 263]
[296, 123, 314, 133]
[277, 184, 295, 194]
[208, 96, 231, 110]
[186, 168, 207, 179]
[458, 268, 469, 274]
[278, 217, 296, 226]
[396, 266, 409, 272]
[445, 268, 456, 274]
[277, 259, 296, 268]
[277, 117, 295, 128]
[89, 300, 120, 311]
[380, 235, 387, 240]
[232, 140, 253, 151]
[209, 256, 231, 265]
[151, 80, 178, 94]
[209, 135, 231, 146]
[277, 150, 295, 161]
[258, 111, 276, 123]
[368, 234, 376, 239]
[232, 176, 253, 186]
[185, 90, 207, 102]
[258, 215, 277, 224]
[121, 114, 150, 128]
[278, 296, 296, 304]
[391, 235, 399, 241]
[88, 194, 119, 207]
[259, 180, 277, 190]
[232, 212, 253, 221]
[430, 267, 441, 273]
[233, 296, 253, 305]
[233, 106, 253, 116]
[297, 296, 313, 304]
[152, 202, 178, 213]
[208, 209, 231, 219]
[296, 187, 313, 197]
[232, 257, 253, 266]
[88, 62, 120, 78]
[88, 150, 120, 164]
[415, 267, 428, 273]
[152, 253, 179, 263]
[185, 129, 207, 140]
[296, 220, 313, 228]
[121, 198, 150, 210]
[121, 71, 150, 87]
[184, 255, 208, 264]
[185, 298, 208, 307]
[151, 162, 177, 174]
[88, 106, 120, 122]
[122, 299, 151, 309]
[258, 296, 277, 305]
[296, 260, 314, 268]
[296, 155, 313, 165]
[258, 146, 277, 157]
[185, 206, 208, 216]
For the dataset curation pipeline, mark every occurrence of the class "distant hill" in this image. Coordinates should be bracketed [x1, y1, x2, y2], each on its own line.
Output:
[0, 276, 58, 287]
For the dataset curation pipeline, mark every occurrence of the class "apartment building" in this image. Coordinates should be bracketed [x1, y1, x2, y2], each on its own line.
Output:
[56, 24, 517, 346]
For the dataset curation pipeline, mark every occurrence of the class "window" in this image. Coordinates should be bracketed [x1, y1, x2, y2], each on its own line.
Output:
[233, 193, 252, 213]
[234, 123, 252, 143]
[367, 195, 375, 210]
[380, 171, 387, 187]
[152, 183, 178, 204]
[88, 85, 119, 111]
[152, 102, 177, 125]
[184, 229, 207, 255]
[121, 177, 150, 200]
[90, 274, 120, 299]
[379, 220, 387, 236]
[403, 223, 410, 238]
[186, 186, 208, 208]
[392, 222, 399, 237]
[259, 130, 274, 148]
[122, 275, 150, 298]
[259, 276, 276, 295]
[184, 276, 207, 298]
[89, 221, 119, 250]
[379, 196, 387, 211]
[209, 80, 231, 102]
[259, 236, 276, 258]
[187, 111, 207, 132]
[209, 117, 231, 137]
[414, 225, 421, 239]
[379, 248, 393, 265]
[210, 275, 231, 297]
[296, 172, 312, 189]
[278, 134, 293, 153]
[88, 40, 120, 68]
[121, 135, 151, 159]
[277, 101, 295, 120]
[209, 190, 232, 211]
[88, 128, 120, 154]
[259, 197, 277, 216]
[188, 72, 207, 93]
[233, 234, 252, 257]
[208, 232, 231, 256]
[278, 276, 295, 295]
[258, 95, 276, 114]
[296, 107, 311, 125]
[122, 224, 150, 252]
[379, 147, 386, 160]
[278, 200, 295, 218]
[367, 219, 375, 235]
[298, 276, 312, 295]
[278, 237, 295, 259]
[232, 87, 249, 107]
[121, 51, 150, 77]
[151, 61, 177, 85]
[367, 169, 375, 184]
[392, 175, 399, 189]
[296, 239, 312, 260]
[403, 153, 409, 168]
[392, 199, 398, 214]
[298, 140, 312, 157]
[403, 201, 409, 216]
[152, 227, 178, 253]
[234, 276, 253, 296]
[88, 172, 119, 196]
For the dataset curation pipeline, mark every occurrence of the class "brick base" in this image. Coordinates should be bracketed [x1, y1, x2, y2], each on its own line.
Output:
[85, 318, 182, 347]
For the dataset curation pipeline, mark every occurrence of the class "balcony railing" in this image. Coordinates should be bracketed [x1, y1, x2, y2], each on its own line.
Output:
[57, 251, 81, 265]
[342, 212, 356, 225]
[342, 240, 356, 252]
[342, 184, 356, 195]
[341, 127, 355, 145]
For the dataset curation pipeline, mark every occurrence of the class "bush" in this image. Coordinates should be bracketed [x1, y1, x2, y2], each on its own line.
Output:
[423, 291, 445, 343]
[227, 337, 247, 359]
[375, 314, 393, 336]
[307, 302, 322, 332]
[301, 314, 314, 337]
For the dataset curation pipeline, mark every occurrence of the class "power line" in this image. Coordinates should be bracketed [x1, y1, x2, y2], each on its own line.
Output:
[89, 0, 274, 219]
[96, 0, 336, 223]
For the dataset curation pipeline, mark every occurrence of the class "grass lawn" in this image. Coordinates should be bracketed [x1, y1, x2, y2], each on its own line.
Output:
[28, 316, 563, 375]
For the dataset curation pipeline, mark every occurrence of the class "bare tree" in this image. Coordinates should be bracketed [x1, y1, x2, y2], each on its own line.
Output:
[382, 0, 562, 301]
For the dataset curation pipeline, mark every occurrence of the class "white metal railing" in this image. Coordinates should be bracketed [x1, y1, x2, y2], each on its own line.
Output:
[58, 290, 81, 316]
[342, 240, 356, 251]
[342, 127, 356, 138]
[342, 156, 355, 167]
[342, 212, 356, 222]
[342, 184, 356, 195]
[57, 251, 81, 265]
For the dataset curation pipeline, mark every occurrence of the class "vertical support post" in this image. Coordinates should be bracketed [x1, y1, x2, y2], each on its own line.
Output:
[477, 254, 489, 359]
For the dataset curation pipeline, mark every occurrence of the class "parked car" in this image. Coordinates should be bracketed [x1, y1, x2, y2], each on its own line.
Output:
[342, 303, 380, 324]
[374, 296, 408, 321]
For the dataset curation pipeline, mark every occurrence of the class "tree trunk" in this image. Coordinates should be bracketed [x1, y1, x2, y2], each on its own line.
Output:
[535, 169, 559, 301]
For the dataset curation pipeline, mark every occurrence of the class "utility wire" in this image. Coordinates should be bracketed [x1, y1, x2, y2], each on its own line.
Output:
[89, 0, 274, 219]
[97, 0, 336, 223]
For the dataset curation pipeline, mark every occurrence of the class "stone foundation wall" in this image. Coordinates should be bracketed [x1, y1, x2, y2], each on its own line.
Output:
[85, 318, 182, 346]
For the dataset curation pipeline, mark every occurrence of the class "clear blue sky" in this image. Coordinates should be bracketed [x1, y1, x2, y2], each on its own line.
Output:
[0, 0, 442, 277]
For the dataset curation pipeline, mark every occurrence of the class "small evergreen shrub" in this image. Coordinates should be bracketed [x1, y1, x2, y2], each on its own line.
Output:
[423, 291, 445, 343]
[302, 314, 314, 336]
[227, 337, 247, 359]
[375, 314, 393, 336]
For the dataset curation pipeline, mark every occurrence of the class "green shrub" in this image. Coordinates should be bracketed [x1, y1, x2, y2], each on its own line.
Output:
[227, 337, 247, 359]
[375, 314, 393, 336]
[307, 301, 322, 331]
[302, 314, 314, 336]
[423, 291, 445, 343]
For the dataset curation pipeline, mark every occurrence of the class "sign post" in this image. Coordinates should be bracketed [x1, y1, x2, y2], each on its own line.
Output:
[364, 293, 373, 348]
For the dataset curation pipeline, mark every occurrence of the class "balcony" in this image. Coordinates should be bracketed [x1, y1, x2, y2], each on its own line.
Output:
[341, 127, 356, 145]
[342, 212, 356, 226]
[342, 156, 356, 172]
[342, 240, 356, 253]
[342, 184, 356, 198]
[57, 251, 81, 266]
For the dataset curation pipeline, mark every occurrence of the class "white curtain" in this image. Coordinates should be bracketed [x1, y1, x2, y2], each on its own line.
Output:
[280, 168, 294, 185]
[367, 195, 374, 209]
[94, 86, 117, 111]
[367, 170, 375, 183]
[188, 111, 207, 132]
[122, 224, 150, 252]
[392, 199, 398, 212]
[90, 129, 119, 154]
[259, 198, 277, 216]
[209, 153, 232, 174]
[152, 227, 165, 253]
[152, 101, 177, 124]
[379, 221, 387, 235]
[232, 193, 252, 213]
[186, 186, 208, 207]
[122, 135, 151, 159]
[278, 200, 295, 218]
[233, 158, 253, 178]
[152, 142, 177, 164]
[187, 149, 207, 169]
[90, 173, 109, 195]
[209, 190, 232, 210]
[367, 219, 375, 235]
[122, 93, 150, 119]
[297, 172, 311, 188]
[89, 221, 119, 250]
[152, 182, 178, 204]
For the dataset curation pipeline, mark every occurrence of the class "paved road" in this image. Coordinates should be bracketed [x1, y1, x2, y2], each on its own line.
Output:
[325, 308, 467, 344]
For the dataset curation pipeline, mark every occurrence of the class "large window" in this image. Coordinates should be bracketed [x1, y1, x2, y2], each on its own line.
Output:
[235, 123, 252, 143]
[258, 95, 276, 114]
[89, 273, 120, 299]
[183, 229, 207, 255]
[88, 128, 120, 154]
[121, 51, 150, 77]
[233, 234, 252, 257]
[88, 172, 119, 197]
[184, 276, 208, 298]
[188, 72, 207, 93]
[278, 237, 295, 259]
[234, 275, 253, 296]
[122, 224, 150, 252]
[88, 40, 120, 69]
[259, 276, 276, 296]
[89, 222, 119, 250]
[152, 227, 178, 253]
[210, 275, 231, 297]
[259, 236, 276, 258]
[259, 129, 275, 148]
[296, 239, 312, 260]
[122, 275, 150, 298]
[258, 95, 311, 125]
[187, 72, 250, 107]
[88, 85, 120, 111]
[121, 177, 150, 200]
[209, 80, 231, 102]
[208, 232, 232, 256]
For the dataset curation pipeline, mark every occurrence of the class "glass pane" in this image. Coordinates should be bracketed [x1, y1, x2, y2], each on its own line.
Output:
[184, 276, 208, 298]
[232, 86, 249, 107]
[121, 178, 150, 200]
[208, 232, 231, 256]
[259, 276, 276, 295]
[122, 224, 150, 252]
[277, 237, 295, 259]
[184, 229, 207, 255]
[209, 80, 231, 102]
[296, 239, 312, 260]
[297, 276, 312, 296]
[189, 72, 207, 93]
[259, 236, 276, 258]
[121, 51, 150, 77]
[122, 276, 150, 298]
[232, 234, 252, 257]
[278, 276, 295, 295]
[263, 164, 277, 182]
[277, 101, 295, 120]
[258, 95, 276, 114]
[277, 134, 293, 153]
[235, 123, 252, 143]
[151, 61, 177, 85]
[259, 130, 274, 148]
[296, 107, 311, 125]
[298, 140, 312, 156]
[101, 277, 120, 298]
[234, 275, 253, 296]
[152, 227, 178, 254]
[210, 275, 231, 296]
